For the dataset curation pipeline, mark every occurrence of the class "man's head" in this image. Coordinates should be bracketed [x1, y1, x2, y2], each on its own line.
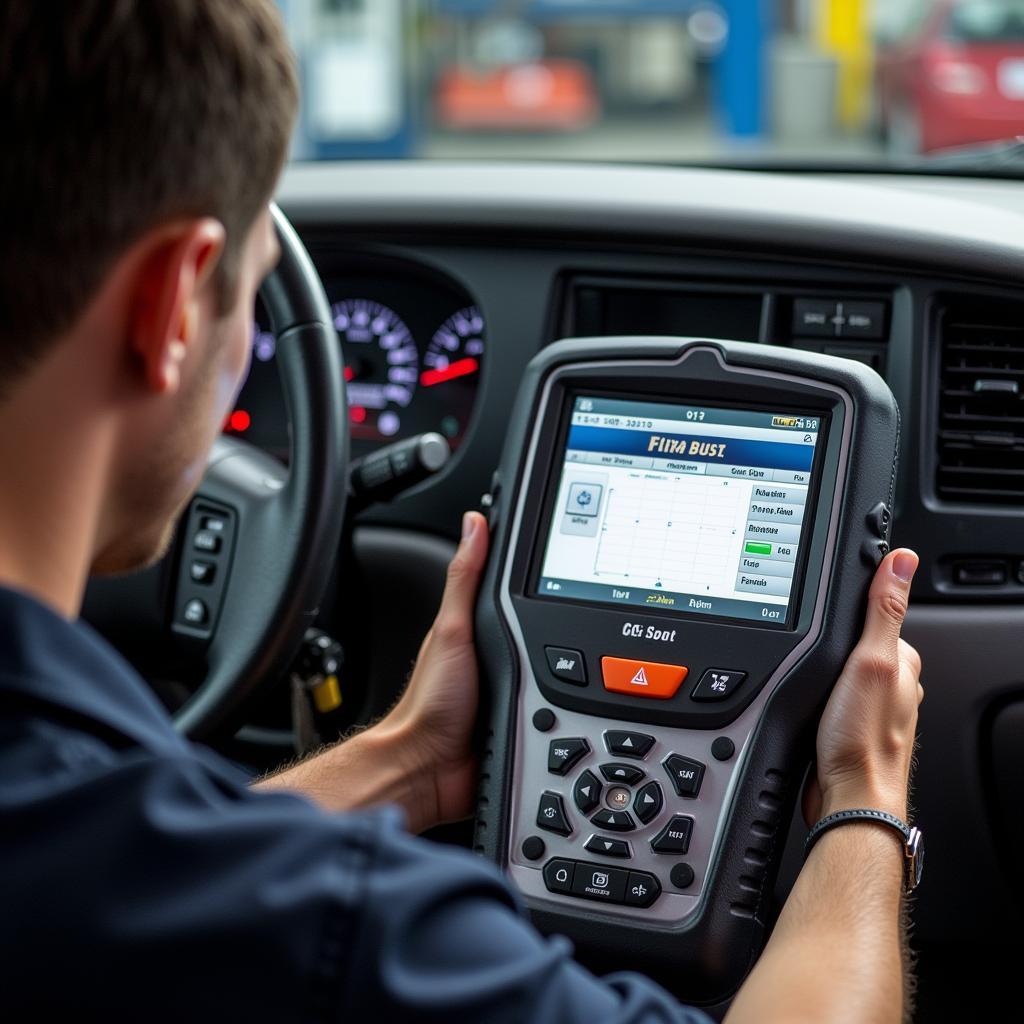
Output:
[0, 1, 297, 575]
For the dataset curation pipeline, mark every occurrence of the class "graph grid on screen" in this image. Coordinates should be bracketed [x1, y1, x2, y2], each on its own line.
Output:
[593, 473, 747, 593]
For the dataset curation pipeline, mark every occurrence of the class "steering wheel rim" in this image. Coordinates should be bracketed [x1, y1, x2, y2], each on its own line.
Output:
[169, 204, 347, 740]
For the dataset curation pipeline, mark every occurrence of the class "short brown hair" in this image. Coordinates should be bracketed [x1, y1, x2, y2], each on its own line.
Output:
[0, 1, 298, 386]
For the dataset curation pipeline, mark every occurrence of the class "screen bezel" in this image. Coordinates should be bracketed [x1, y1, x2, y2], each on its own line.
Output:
[525, 388, 831, 632]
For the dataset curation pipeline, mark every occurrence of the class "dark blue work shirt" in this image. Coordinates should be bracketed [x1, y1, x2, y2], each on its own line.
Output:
[0, 586, 712, 1022]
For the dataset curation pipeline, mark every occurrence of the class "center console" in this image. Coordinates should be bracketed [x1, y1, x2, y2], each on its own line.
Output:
[474, 337, 899, 1004]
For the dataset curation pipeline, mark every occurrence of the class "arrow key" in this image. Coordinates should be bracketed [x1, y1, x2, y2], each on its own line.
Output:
[584, 835, 631, 859]
[633, 781, 664, 824]
[573, 769, 602, 814]
[605, 730, 655, 759]
[591, 808, 636, 832]
[599, 762, 645, 785]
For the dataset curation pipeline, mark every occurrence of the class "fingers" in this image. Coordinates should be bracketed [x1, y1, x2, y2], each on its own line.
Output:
[856, 548, 919, 656]
[433, 511, 490, 646]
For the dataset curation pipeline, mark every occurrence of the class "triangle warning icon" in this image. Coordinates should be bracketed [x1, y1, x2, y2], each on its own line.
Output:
[630, 667, 649, 686]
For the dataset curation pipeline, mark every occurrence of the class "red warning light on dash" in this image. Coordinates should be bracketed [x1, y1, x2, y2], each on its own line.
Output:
[224, 409, 251, 433]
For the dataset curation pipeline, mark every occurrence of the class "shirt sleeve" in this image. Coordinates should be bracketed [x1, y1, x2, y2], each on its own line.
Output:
[343, 804, 712, 1024]
[1, 733, 712, 1024]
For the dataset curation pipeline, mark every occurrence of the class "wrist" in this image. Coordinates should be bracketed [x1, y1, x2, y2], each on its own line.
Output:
[361, 715, 440, 832]
[818, 781, 908, 822]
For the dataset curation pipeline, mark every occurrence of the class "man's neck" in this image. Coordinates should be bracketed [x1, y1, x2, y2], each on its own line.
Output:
[0, 357, 112, 620]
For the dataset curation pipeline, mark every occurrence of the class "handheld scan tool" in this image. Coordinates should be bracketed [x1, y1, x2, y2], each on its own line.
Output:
[474, 337, 899, 1003]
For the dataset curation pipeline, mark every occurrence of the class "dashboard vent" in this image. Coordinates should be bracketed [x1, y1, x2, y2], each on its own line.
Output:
[937, 301, 1024, 504]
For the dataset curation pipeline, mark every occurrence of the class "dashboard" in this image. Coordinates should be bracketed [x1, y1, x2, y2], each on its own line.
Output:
[236, 255, 486, 459]
[246, 161, 1024, 1017]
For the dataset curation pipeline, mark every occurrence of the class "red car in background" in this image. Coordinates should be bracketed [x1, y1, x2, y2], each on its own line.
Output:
[877, 0, 1024, 153]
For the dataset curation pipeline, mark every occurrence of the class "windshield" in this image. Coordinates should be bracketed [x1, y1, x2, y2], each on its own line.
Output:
[278, 1, 1024, 168]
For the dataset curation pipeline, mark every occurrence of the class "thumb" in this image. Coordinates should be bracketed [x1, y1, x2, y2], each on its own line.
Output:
[434, 511, 489, 644]
[857, 547, 919, 654]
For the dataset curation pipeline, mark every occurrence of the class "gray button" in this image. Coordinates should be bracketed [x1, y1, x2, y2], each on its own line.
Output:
[706, 464, 772, 480]
[735, 573, 793, 598]
[747, 500, 805, 526]
[843, 301, 887, 339]
[738, 556, 795, 578]
[744, 522, 802, 545]
[793, 298, 840, 337]
[750, 483, 807, 506]
[194, 531, 221, 553]
[189, 561, 215, 585]
[183, 599, 208, 625]
[772, 469, 812, 485]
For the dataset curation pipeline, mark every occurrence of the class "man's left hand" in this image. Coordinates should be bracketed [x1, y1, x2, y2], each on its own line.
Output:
[253, 510, 490, 833]
[374, 510, 490, 829]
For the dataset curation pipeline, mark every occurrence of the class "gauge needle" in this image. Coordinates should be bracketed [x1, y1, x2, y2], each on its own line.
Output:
[420, 357, 480, 388]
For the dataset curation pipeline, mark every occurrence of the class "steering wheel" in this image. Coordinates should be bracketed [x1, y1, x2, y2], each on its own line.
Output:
[83, 205, 348, 743]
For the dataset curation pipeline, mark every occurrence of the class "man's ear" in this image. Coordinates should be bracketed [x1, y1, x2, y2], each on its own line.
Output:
[130, 218, 227, 395]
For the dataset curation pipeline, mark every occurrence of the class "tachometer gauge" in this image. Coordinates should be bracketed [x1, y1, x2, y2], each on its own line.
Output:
[332, 299, 419, 442]
[421, 306, 485, 446]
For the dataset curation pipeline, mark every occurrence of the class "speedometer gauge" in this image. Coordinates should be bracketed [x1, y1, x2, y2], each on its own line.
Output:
[421, 306, 485, 446]
[333, 299, 419, 442]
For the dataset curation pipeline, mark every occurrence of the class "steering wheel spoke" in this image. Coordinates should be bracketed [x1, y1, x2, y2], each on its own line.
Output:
[168, 435, 287, 643]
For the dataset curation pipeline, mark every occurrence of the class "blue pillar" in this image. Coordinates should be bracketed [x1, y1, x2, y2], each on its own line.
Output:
[714, 0, 772, 138]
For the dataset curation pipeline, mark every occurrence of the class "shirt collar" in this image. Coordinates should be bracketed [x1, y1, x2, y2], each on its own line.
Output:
[0, 585, 190, 755]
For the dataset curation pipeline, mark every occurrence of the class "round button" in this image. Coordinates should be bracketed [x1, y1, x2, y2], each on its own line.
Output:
[532, 708, 556, 732]
[521, 835, 546, 861]
[711, 736, 735, 761]
[606, 785, 632, 810]
[670, 863, 695, 888]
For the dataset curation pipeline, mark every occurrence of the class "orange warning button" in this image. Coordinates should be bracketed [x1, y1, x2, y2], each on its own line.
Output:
[601, 657, 689, 699]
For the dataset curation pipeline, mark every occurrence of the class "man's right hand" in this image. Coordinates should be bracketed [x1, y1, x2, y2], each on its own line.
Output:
[804, 548, 923, 826]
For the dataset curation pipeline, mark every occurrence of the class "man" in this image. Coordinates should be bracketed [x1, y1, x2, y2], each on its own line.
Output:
[0, 3, 922, 1021]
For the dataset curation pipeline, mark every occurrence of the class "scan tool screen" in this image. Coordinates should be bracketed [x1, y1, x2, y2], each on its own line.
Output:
[536, 395, 823, 625]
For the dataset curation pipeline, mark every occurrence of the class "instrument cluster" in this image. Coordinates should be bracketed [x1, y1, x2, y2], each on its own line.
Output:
[229, 263, 486, 461]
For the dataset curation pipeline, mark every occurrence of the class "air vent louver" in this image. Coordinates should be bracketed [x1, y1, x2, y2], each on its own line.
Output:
[937, 302, 1024, 504]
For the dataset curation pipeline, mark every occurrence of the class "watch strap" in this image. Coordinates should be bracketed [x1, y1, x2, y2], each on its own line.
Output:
[804, 808, 922, 894]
